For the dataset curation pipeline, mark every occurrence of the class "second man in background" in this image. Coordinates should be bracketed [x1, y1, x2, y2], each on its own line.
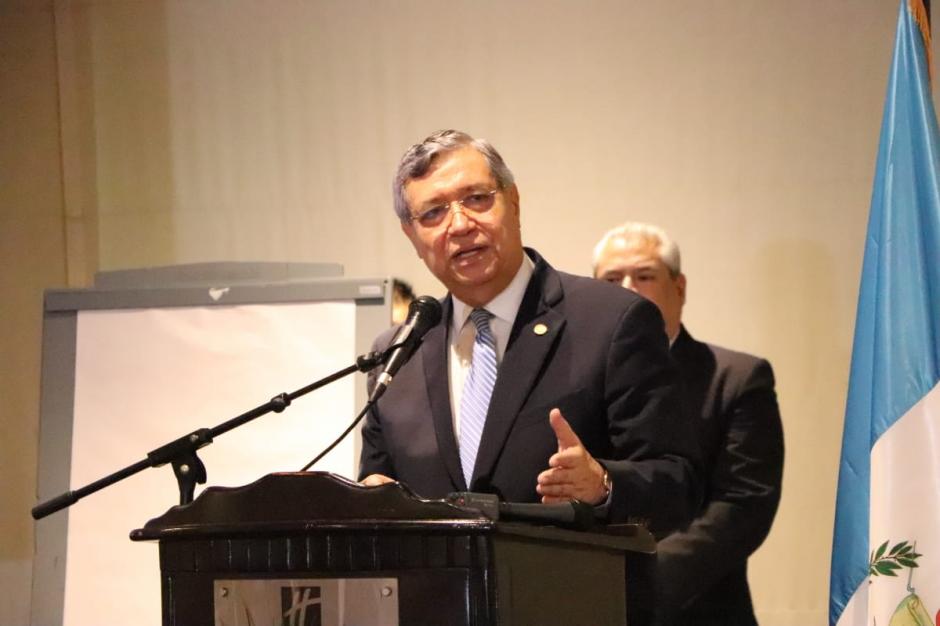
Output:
[593, 223, 785, 626]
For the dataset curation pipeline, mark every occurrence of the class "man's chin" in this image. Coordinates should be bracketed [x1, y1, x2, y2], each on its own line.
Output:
[451, 267, 496, 287]
[442, 269, 498, 299]
[445, 254, 495, 280]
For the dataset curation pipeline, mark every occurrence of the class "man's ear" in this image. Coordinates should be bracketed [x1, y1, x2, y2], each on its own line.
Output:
[506, 184, 520, 217]
[677, 272, 687, 306]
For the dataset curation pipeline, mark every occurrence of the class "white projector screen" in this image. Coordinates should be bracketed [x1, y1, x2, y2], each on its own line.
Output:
[44, 295, 377, 626]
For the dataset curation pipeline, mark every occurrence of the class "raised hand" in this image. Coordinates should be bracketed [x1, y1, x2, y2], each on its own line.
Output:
[536, 408, 608, 505]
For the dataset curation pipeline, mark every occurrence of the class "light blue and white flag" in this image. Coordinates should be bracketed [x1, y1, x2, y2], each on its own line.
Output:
[829, 1, 940, 625]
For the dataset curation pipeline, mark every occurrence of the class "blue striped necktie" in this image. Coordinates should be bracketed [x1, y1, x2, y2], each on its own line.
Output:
[459, 308, 498, 486]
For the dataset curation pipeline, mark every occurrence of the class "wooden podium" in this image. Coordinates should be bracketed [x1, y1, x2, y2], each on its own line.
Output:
[131, 472, 656, 625]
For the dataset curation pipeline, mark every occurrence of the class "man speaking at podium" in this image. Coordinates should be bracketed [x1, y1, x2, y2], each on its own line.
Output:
[358, 130, 700, 537]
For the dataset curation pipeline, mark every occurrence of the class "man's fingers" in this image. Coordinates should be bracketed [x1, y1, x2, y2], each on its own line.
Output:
[360, 473, 395, 486]
[538, 466, 573, 485]
[548, 447, 587, 468]
[537, 481, 574, 498]
[549, 408, 582, 450]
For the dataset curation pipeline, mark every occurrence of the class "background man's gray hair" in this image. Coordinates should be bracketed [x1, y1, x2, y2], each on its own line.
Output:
[393, 130, 515, 223]
[592, 222, 682, 277]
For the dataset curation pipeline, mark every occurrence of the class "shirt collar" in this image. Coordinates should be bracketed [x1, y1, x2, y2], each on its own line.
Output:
[451, 253, 535, 334]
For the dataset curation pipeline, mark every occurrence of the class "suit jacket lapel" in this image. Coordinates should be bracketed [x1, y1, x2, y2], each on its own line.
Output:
[470, 253, 566, 488]
[422, 297, 467, 490]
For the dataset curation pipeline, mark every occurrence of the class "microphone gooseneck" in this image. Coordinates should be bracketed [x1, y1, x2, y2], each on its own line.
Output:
[447, 491, 596, 531]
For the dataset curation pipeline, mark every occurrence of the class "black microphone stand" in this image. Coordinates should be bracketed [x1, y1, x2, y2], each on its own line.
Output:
[32, 350, 388, 520]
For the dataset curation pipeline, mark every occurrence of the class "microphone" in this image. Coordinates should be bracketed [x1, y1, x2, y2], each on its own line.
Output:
[447, 492, 596, 531]
[369, 295, 443, 402]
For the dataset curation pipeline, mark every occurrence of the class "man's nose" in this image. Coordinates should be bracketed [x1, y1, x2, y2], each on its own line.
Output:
[448, 205, 472, 233]
[621, 276, 636, 291]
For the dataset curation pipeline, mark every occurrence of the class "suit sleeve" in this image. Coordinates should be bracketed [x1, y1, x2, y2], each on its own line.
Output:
[357, 331, 397, 481]
[656, 358, 784, 611]
[600, 297, 703, 536]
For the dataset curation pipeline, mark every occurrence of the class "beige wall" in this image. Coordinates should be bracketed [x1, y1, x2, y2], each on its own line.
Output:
[0, 2, 70, 623]
[3, 1, 932, 624]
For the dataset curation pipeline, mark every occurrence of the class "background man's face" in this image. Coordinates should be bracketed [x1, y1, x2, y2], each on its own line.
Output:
[594, 236, 686, 338]
[401, 146, 523, 307]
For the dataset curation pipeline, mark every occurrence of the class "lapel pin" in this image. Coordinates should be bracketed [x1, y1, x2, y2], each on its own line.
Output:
[533, 323, 548, 336]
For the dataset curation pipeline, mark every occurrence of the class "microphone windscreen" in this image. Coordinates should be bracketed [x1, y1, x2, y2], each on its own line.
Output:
[408, 295, 442, 335]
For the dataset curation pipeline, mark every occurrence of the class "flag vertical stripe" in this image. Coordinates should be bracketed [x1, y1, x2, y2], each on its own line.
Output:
[829, 0, 940, 624]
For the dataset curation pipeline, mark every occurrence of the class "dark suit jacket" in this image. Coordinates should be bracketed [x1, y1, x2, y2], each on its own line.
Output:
[359, 249, 701, 536]
[655, 327, 784, 626]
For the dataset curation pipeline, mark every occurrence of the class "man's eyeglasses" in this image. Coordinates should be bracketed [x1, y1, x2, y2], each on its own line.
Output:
[409, 190, 499, 229]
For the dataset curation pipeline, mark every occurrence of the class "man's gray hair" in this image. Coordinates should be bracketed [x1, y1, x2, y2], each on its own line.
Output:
[592, 222, 682, 277]
[393, 130, 515, 223]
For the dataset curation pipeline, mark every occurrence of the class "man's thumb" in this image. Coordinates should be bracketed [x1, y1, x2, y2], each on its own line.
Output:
[549, 408, 581, 450]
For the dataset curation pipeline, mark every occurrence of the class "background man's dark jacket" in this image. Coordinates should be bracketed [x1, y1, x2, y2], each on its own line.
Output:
[656, 326, 784, 625]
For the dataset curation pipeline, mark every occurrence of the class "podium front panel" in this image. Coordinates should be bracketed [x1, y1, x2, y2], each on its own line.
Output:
[158, 531, 493, 626]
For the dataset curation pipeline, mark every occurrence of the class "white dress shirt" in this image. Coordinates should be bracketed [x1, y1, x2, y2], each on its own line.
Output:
[448, 254, 535, 444]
